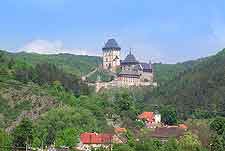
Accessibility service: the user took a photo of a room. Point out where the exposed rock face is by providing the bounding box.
[0,82,59,132]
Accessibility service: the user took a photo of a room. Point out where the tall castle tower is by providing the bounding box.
[102,39,121,72]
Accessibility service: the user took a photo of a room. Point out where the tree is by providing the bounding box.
[135,138,161,151]
[210,134,224,151]
[0,129,11,150]
[33,106,105,146]
[12,118,33,148]
[45,126,56,146]
[114,91,137,120]
[125,130,136,148]
[160,106,177,125]
[55,128,79,147]
[8,58,15,69]
[161,138,179,151]
[32,137,42,148]
[210,117,225,135]
[179,132,202,151]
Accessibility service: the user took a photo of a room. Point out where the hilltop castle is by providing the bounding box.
[102,39,121,72]
[96,39,156,91]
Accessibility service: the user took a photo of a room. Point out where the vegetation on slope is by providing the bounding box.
[87,68,115,82]
[153,59,203,85]
[4,50,102,76]
[1,49,225,151]
[147,49,225,120]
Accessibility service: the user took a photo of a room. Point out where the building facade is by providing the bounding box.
[76,132,125,151]
[96,39,157,91]
[102,39,121,72]
[138,111,161,128]
[118,51,154,86]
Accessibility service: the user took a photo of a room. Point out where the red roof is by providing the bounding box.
[115,128,127,133]
[80,133,113,144]
[179,124,188,130]
[138,112,155,122]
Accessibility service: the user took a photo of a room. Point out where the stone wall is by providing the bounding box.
[95,79,157,92]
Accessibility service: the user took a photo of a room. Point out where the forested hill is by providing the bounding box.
[148,48,225,119]
[0,50,96,129]
[1,49,225,150]
[1,50,198,84]
[4,50,102,76]
[153,57,210,85]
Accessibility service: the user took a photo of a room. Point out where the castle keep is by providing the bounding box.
[96,39,157,91]
[102,39,121,72]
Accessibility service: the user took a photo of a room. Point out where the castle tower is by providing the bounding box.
[102,39,121,72]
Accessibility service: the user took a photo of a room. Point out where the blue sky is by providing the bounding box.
[1,0,225,63]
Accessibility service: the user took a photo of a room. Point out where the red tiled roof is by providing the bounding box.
[138,112,155,122]
[80,133,113,144]
[115,128,127,133]
[179,124,188,130]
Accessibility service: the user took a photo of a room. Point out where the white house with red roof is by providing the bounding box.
[138,111,161,128]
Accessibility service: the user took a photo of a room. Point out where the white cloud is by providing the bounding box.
[19,39,98,56]
[20,40,63,54]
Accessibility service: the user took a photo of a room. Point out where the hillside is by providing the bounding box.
[0,50,111,150]
[0,50,95,130]
[6,51,102,76]
[2,49,225,121]
[153,59,205,85]
[147,49,225,119]
[1,49,225,150]
[0,80,59,131]
[1,50,194,84]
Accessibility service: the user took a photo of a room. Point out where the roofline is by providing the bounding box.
[102,47,121,51]
[121,61,139,65]
[118,74,140,78]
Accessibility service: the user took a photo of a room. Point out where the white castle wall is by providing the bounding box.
[103,49,120,72]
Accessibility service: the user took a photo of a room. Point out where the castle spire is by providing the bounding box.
[129,48,132,55]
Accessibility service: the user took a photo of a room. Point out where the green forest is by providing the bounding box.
[0,49,225,151]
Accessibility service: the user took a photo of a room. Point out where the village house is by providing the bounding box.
[150,125,188,142]
[114,128,127,134]
[178,124,188,131]
[138,111,161,128]
[76,133,113,151]
[76,131,126,151]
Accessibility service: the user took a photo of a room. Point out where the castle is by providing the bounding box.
[96,39,157,91]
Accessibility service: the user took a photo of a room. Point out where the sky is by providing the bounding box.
[1,0,225,63]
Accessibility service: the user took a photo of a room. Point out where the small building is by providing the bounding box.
[114,128,127,134]
[150,126,186,142]
[76,133,113,151]
[178,124,188,131]
[77,132,126,151]
[138,112,161,128]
